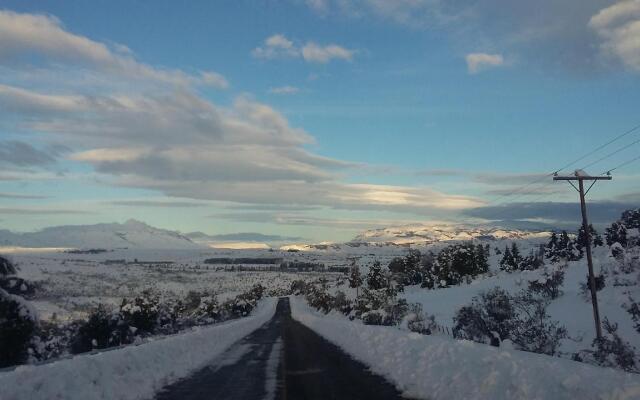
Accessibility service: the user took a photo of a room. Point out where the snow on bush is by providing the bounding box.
[0,288,37,368]
[0,298,277,400]
[290,296,640,400]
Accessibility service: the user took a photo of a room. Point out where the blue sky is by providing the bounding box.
[0,0,639,243]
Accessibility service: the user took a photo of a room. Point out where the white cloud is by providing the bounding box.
[589,0,640,71]
[268,86,300,95]
[251,34,299,59]
[252,34,355,63]
[301,42,354,63]
[0,10,228,88]
[465,53,505,74]
[0,10,482,219]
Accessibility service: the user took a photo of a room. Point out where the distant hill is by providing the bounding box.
[0,219,202,249]
[279,224,550,252]
[352,224,550,245]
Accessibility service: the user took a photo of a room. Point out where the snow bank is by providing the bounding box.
[0,298,277,400]
[290,296,640,400]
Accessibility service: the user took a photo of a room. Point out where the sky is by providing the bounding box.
[0,0,639,243]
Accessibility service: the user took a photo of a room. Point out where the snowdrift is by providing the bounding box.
[0,298,277,400]
[290,296,640,400]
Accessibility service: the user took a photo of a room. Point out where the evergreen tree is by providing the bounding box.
[621,208,640,230]
[367,261,387,290]
[545,232,559,261]
[499,245,514,272]
[511,242,523,267]
[605,222,628,247]
[577,224,603,250]
[475,244,489,273]
[348,260,363,297]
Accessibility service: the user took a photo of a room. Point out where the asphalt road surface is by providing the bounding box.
[155,297,406,400]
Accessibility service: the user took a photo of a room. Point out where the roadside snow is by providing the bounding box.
[290,296,640,400]
[0,298,277,400]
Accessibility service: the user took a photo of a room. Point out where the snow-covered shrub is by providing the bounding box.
[453,287,567,354]
[119,290,160,334]
[545,231,582,262]
[221,285,264,319]
[193,296,220,324]
[453,287,515,345]
[403,303,436,335]
[0,276,36,298]
[290,280,308,295]
[71,305,132,354]
[579,274,605,301]
[30,321,78,361]
[500,243,544,272]
[528,267,565,299]
[367,261,389,290]
[305,281,333,314]
[388,250,423,286]
[0,288,37,367]
[576,224,604,251]
[609,244,639,274]
[499,243,523,272]
[353,286,410,326]
[589,319,637,372]
[331,291,353,315]
[625,297,640,334]
[423,243,488,289]
[0,255,16,276]
[510,292,567,356]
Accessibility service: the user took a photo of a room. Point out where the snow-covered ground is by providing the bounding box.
[290,296,640,400]
[0,298,277,400]
[400,245,640,354]
[6,248,335,321]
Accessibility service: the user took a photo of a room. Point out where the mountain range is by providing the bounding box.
[0,220,550,250]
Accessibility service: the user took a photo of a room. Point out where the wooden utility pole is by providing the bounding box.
[554,170,611,340]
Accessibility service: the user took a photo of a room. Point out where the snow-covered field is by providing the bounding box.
[291,296,640,400]
[0,298,277,400]
[6,248,340,322]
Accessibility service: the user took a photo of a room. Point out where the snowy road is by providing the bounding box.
[154,297,405,400]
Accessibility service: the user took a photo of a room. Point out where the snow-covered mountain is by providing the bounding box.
[352,224,550,245]
[0,219,202,249]
[278,224,551,252]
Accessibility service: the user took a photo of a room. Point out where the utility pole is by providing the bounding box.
[554,170,611,340]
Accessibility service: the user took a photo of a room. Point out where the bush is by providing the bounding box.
[0,256,16,276]
[331,291,353,315]
[528,268,564,299]
[453,288,515,345]
[545,231,581,262]
[71,305,131,354]
[290,280,308,296]
[404,303,436,335]
[367,261,389,290]
[625,297,640,334]
[0,276,36,298]
[579,275,605,300]
[119,291,160,334]
[590,319,637,372]
[453,287,567,355]
[423,243,488,289]
[510,293,567,355]
[606,222,628,247]
[0,288,36,367]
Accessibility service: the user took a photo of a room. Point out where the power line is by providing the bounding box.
[485,122,640,207]
[602,154,640,174]
[564,123,640,171]
[580,136,640,171]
